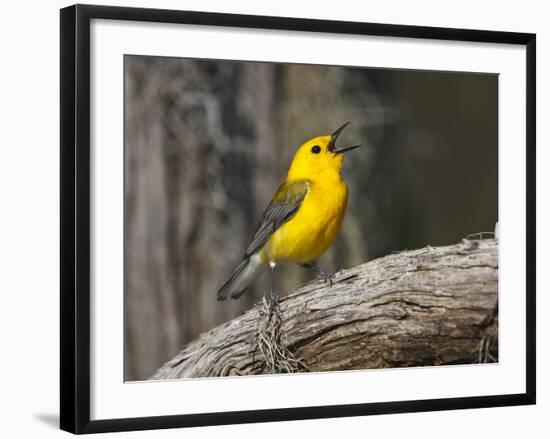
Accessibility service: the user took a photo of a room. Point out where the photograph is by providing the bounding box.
[54,2,538,435]
[123,55,499,382]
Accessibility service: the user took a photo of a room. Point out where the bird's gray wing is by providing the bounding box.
[245,179,310,256]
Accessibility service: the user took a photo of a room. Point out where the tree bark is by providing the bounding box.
[150,239,498,380]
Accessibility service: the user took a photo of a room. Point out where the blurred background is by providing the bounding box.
[124,55,497,381]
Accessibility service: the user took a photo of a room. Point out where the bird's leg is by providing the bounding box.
[267,262,280,317]
[300,262,335,287]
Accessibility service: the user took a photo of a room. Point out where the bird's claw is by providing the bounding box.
[268,296,281,320]
[266,287,281,320]
[318,271,335,287]
[299,262,335,287]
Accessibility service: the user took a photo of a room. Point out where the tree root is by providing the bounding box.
[250,297,309,374]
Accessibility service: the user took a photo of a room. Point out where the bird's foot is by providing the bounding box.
[269,299,281,320]
[317,270,335,287]
[267,289,281,320]
[300,262,335,287]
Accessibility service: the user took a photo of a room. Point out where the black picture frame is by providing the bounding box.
[60,4,536,434]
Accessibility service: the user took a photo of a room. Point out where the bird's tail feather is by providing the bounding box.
[217,253,266,300]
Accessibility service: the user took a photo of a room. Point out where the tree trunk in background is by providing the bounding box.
[151,239,498,379]
[124,57,283,380]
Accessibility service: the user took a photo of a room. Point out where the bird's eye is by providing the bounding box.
[311,145,321,154]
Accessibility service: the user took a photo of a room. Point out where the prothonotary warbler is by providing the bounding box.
[217,122,362,310]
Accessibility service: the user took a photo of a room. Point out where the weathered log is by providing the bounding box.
[150,239,498,380]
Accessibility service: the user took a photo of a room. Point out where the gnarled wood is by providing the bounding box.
[151,239,498,380]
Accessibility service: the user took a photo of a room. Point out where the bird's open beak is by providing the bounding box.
[328,122,362,154]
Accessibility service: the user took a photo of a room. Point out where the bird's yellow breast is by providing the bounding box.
[262,173,348,264]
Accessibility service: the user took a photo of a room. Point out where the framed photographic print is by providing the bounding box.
[60,4,536,434]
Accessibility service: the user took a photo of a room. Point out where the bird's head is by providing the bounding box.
[287,122,362,179]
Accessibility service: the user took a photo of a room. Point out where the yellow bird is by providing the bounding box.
[217,122,362,309]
